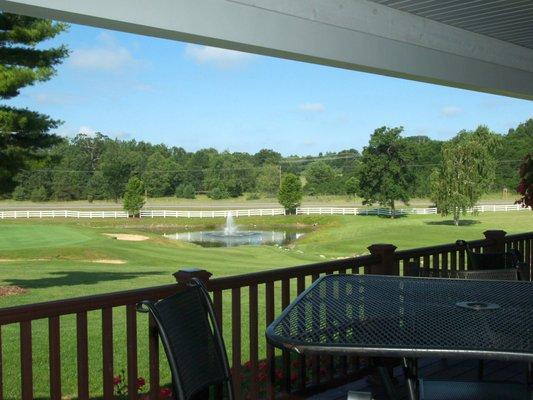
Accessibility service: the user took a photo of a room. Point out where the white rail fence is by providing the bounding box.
[0,204,529,219]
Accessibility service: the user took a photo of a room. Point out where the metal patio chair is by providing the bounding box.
[137,278,234,400]
[455,240,529,280]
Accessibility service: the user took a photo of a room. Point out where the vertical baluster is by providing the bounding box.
[458,248,466,270]
[441,252,448,273]
[213,290,223,399]
[102,308,113,399]
[49,316,61,400]
[432,253,440,271]
[265,281,275,400]
[0,326,3,400]
[281,279,291,394]
[311,274,320,385]
[450,250,457,271]
[526,238,532,281]
[148,315,160,400]
[296,276,307,391]
[126,305,138,399]
[20,321,33,400]
[213,290,223,331]
[423,254,430,271]
[249,284,259,399]
[231,288,242,400]
[76,312,89,400]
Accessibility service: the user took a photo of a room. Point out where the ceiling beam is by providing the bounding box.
[1,0,533,100]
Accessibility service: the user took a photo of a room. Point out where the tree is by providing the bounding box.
[515,154,532,209]
[358,126,414,216]
[98,142,139,202]
[0,13,68,196]
[345,176,359,198]
[256,164,280,195]
[142,151,177,197]
[304,161,342,195]
[494,119,533,191]
[278,173,302,214]
[123,177,145,217]
[430,127,500,226]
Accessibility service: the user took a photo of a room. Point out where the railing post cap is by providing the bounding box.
[173,268,212,283]
[483,230,507,238]
[367,243,397,254]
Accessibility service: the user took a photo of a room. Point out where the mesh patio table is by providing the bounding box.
[266,274,533,400]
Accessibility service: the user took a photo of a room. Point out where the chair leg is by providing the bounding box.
[477,360,484,381]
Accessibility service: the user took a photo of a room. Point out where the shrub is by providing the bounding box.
[175,183,196,199]
[246,192,260,200]
[209,187,229,200]
[11,185,27,201]
[29,186,48,202]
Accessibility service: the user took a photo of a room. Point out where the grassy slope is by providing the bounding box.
[0,212,531,398]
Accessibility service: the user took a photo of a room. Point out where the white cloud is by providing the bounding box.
[185,44,254,68]
[440,106,462,117]
[78,126,97,137]
[69,33,140,72]
[299,103,325,113]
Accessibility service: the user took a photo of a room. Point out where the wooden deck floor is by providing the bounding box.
[308,358,529,399]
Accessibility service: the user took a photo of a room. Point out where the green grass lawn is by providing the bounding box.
[0,212,531,399]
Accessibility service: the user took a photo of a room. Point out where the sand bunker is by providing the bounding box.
[0,258,49,262]
[0,285,28,297]
[104,233,149,241]
[91,259,127,264]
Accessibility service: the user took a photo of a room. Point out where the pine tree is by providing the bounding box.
[0,12,68,195]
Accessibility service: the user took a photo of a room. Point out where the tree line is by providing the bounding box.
[3,119,531,203]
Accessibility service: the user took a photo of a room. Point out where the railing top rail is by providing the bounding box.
[394,238,488,259]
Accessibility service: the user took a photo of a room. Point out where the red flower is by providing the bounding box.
[243,360,252,368]
[136,377,146,389]
[258,372,267,382]
[258,361,267,371]
[159,387,172,399]
[113,375,122,386]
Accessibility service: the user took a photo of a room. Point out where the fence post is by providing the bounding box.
[173,268,212,284]
[483,230,507,253]
[367,244,398,275]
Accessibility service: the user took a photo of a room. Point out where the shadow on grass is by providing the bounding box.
[425,220,480,226]
[6,271,166,289]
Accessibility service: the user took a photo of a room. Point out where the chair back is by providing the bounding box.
[138,279,233,400]
[455,240,521,271]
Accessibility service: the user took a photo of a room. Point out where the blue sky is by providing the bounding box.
[7,23,533,156]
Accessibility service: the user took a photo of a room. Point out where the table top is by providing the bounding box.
[266,274,533,361]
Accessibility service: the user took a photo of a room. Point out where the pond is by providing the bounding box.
[162,213,305,247]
